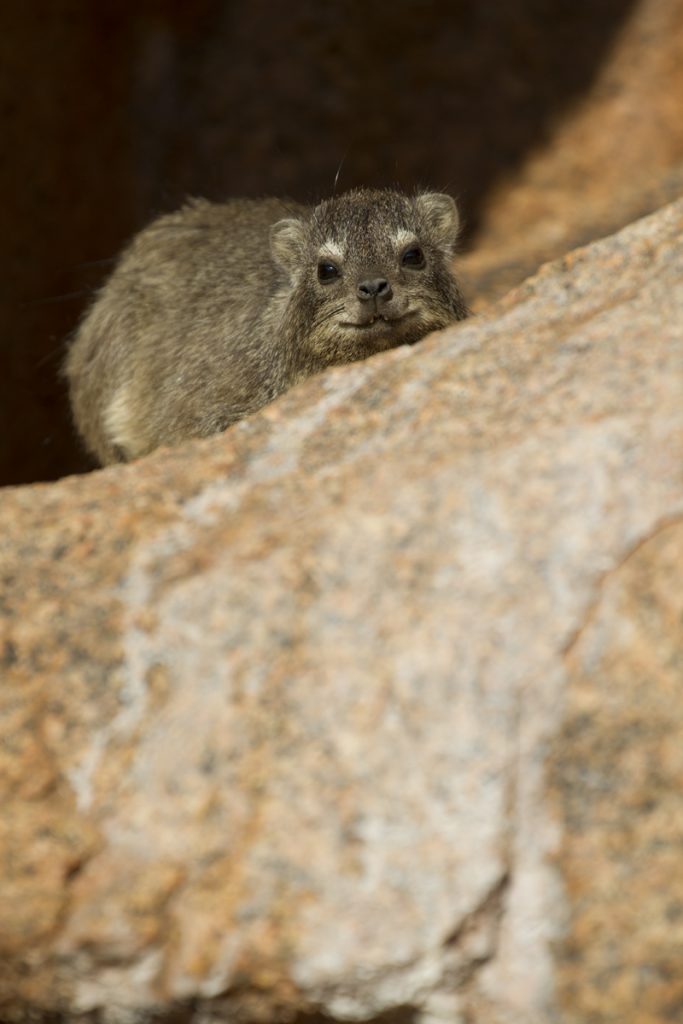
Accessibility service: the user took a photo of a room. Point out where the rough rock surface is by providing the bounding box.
[1,200,682,1023]
[461,0,683,307]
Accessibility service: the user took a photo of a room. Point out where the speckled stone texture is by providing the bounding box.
[460,0,683,308]
[1,199,682,1024]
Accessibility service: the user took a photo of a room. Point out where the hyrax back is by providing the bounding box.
[65,188,468,466]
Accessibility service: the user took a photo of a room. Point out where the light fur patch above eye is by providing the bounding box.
[393,228,418,249]
[318,240,344,261]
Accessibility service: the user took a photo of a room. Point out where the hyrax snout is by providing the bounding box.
[65,188,469,466]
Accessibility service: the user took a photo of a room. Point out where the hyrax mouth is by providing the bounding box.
[343,310,416,329]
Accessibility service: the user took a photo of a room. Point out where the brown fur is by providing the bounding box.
[65,188,468,465]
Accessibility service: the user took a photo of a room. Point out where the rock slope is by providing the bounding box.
[1,199,682,1023]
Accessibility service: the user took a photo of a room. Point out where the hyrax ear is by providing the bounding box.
[271,218,307,278]
[415,192,461,254]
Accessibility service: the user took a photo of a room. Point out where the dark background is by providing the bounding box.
[1,0,639,486]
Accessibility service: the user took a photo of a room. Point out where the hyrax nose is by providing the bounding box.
[357,278,393,303]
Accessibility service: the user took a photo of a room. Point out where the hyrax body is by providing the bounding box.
[65,188,468,465]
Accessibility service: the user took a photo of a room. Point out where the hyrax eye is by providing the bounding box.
[401,246,426,269]
[318,261,341,283]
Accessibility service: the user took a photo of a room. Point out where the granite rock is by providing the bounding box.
[461,0,683,307]
[0,199,682,1023]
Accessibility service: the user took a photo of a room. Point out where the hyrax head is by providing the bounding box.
[270,188,466,362]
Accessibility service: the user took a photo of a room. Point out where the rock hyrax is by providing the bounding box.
[65,188,469,465]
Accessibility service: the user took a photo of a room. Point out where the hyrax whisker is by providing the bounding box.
[312,303,346,329]
[65,188,469,466]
